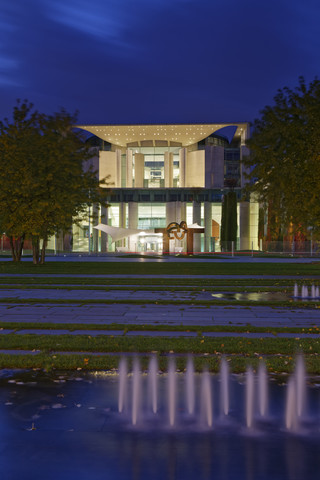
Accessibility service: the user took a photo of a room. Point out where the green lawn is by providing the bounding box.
[0,333,318,355]
[0,259,319,373]
[1,321,318,334]
[0,260,320,276]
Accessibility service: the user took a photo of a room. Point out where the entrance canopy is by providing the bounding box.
[94,224,154,243]
[77,123,249,148]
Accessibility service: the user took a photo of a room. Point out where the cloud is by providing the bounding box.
[44,0,124,41]
[0,0,318,123]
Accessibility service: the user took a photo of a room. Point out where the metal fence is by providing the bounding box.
[1,240,320,257]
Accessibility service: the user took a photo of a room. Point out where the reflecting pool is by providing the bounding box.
[0,366,320,480]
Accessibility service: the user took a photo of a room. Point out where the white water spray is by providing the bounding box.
[118,357,128,413]
[132,358,141,426]
[220,357,229,416]
[186,356,195,415]
[148,356,158,414]
[295,355,306,418]
[168,357,176,427]
[258,361,268,417]
[285,376,297,431]
[200,368,213,428]
[246,367,255,429]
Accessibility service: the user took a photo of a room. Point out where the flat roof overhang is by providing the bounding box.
[76,123,249,147]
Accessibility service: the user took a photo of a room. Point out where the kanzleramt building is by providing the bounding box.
[70,123,258,254]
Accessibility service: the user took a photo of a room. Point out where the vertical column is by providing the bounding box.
[240,201,250,250]
[205,146,224,188]
[166,202,176,254]
[250,201,259,250]
[126,149,133,187]
[166,202,176,225]
[134,153,144,188]
[128,202,138,251]
[92,204,99,253]
[174,201,186,252]
[164,152,173,188]
[100,205,108,252]
[192,200,201,253]
[204,201,212,252]
[180,202,186,223]
[179,148,187,187]
[116,149,122,187]
[119,202,127,247]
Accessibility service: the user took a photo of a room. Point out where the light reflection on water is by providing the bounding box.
[0,371,319,480]
[211,292,301,301]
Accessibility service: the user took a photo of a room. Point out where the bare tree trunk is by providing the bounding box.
[9,235,25,262]
[32,236,40,264]
[40,235,47,264]
[9,236,17,262]
[18,235,25,260]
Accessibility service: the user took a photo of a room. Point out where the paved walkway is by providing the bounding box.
[0,303,319,328]
[1,253,319,263]
[0,287,294,301]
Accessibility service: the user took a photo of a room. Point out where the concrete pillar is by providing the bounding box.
[250,201,259,250]
[166,202,176,225]
[166,202,176,254]
[204,201,212,252]
[204,146,224,188]
[128,202,138,251]
[180,202,186,224]
[179,148,187,187]
[134,153,144,188]
[240,201,250,250]
[126,149,133,187]
[173,201,187,252]
[192,200,201,253]
[92,204,99,253]
[100,205,108,252]
[164,152,173,188]
[119,202,127,247]
[116,149,122,187]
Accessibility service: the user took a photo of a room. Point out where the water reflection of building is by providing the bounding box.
[72,123,259,254]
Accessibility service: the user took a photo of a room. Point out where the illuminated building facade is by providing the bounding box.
[71,123,258,253]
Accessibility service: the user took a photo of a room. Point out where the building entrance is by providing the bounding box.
[137,234,163,253]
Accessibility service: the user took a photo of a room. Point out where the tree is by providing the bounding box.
[243,77,320,238]
[0,100,109,263]
[220,191,237,250]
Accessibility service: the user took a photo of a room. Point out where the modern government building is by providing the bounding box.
[65,122,258,254]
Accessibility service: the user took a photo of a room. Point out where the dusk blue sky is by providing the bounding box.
[0,0,319,125]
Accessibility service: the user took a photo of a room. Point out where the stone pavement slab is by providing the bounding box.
[0,303,319,328]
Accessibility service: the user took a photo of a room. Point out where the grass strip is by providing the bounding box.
[1,321,319,335]
[1,334,320,355]
[0,261,320,276]
[0,278,318,287]
[0,297,318,307]
[1,352,320,374]
[0,284,294,292]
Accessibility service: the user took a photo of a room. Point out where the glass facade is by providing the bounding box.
[129,146,180,188]
[65,128,258,254]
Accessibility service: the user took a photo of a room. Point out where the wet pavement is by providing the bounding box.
[0,303,319,328]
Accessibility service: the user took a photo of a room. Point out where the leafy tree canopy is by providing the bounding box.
[0,100,109,262]
[244,77,320,235]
